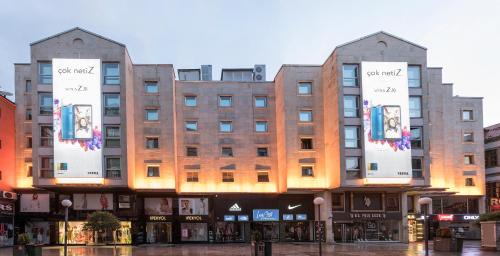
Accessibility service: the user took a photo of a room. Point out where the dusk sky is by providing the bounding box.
[1,0,499,126]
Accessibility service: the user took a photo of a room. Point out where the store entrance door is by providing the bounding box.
[333,223,353,243]
[146,222,172,243]
[252,222,279,241]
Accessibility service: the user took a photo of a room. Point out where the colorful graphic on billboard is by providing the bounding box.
[178,198,209,215]
[52,59,103,182]
[144,198,173,215]
[73,193,113,210]
[20,193,50,212]
[361,62,412,182]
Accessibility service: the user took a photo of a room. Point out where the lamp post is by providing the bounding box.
[61,199,72,256]
[418,197,432,256]
[313,197,325,256]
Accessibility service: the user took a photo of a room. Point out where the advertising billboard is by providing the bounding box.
[52,59,103,182]
[144,198,173,215]
[361,62,412,182]
[20,193,50,212]
[179,198,209,215]
[73,193,113,210]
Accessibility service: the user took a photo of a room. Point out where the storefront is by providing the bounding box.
[57,221,132,245]
[178,198,209,242]
[144,198,173,243]
[407,214,424,242]
[428,214,480,240]
[0,200,15,247]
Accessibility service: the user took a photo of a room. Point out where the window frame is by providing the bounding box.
[344,126,360,148]
[103,62,120,85]
[145,109,159,121]
[409,96,422,118]
[410,126,423,149]
[462,109,474,121]
[146,165,160,178]
[105,157,121,178]
[412,157,423,178]
[345,156,361,179]
[184,95,197,107]
[297,82,312,95]
[343,95,360,118]
[186,171,199,182]
[257,147,269,157]
[103,93,120,116]
[218,95,233,108]
[255,121,268,133]
[144,81,159,94]
[257,171,270,182]
[40,156,54,178]
[342,64,359,87]
[145,137,160,149]
[222,171,235,182]
[254,96,268,108]
[408,65,421,88]
[219,121,233,133]
[104,126,121,148]
[463,132,474,143]
[301,165,314,177]
[221,147,234,157]
[186,146,199,157]
[299,110,313,123]
[38,62,52,85]
[39,93,53,115]
[40,125,53,147]
[185,120,198,132]
[464,154,475,165]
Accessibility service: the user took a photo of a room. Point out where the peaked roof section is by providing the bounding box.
[30,27,125,47]
[335,31,427,50]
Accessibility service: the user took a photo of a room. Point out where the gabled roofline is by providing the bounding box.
[30,27,125,47]
[335,31,427,51]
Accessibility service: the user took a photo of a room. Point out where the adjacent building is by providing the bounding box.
[11,28,485,245]
[485,124,500,212]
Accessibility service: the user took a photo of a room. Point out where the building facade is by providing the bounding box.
[10,28,485,245]
[485,124,500,213]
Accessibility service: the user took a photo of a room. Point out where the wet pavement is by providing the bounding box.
[0,241,497,255]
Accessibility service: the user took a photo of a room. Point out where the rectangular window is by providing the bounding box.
[344,126,360,148]
[105,126,120,148]
[147,166,160,177]
[26,109,32,121]
[184,95,197,107]
[185,121,198,132]
[346,157,360,179]
[146,137,159,149]
[408,66,421,88]
[300,138,313,150]
[27,136,32,149]
[40,125,53,147]
[301,166,314,177]
[145,109,159,121]
[186,147,198,157]
[485,149,498,168]
[222,172,234,182]
[103,94,120,116]
[257,172,269,182]
[38,62,52,84]
[465,178,475,186]
[332,193,345,211]
[464,154,475,165]
[255,121,268,132]
[25,80,32,92]
[219,121,233,133]
[412,158,423,178]
[298,82,312,95]
[343,95,359,117]
[27,165,33,177]
[386,194,400,212]
[187,171,199,182]
[255,96,268,108]
[106,157,121,178]
[219,96,233,107]
[39,93,53,115]
[342,64,358,87]
[103,63,120,85]
[410,127,422,149]
[299,110,313,122]
[257,147,269,157]
[462,110,473,121]
[145,81,159,94]
[40,156,54,178]
[221,147,234,157]
[463,132,474,143]
[409,96,422,118]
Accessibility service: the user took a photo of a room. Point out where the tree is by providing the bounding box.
[83,211,121,247]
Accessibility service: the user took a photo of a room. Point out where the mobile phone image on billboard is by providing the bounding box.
[73,105,93,139]
[383,105,402,139]
[61,105,74,140]
[370,105,384,140]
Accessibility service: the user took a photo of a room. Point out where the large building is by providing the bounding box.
[485,124,500,212]
[10,28,485,245]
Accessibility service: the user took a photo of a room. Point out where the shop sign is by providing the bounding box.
[224,215,235,221]
[283,214,294,221]
[183,215,203,221]
[438,214,454,221]
[238,215,249,221]
[491,198,500,212]
[229,203,242,212]
[349,213,386,219]
[253,209,279,221]
[148,216,168,221]
[296,214,307,220]
[0,202,14,215]
[462,215,479,221]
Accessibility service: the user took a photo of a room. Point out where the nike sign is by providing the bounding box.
[288,204,301,210]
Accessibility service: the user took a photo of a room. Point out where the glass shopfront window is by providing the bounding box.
[146,222,172,243]
[215,222,245,242]
[283,221,311,242]
[0,221,14,246]
[180,223,208,242]
[252,222,279,241]
[58,221,131,245]
[352,220,400,241]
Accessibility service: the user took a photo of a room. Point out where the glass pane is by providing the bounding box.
[146,110,159,120]
[220,122,232,132]
[185,122,198,131]
[408,66,421,87]
[298,83,312,94]
[345,127,358,139]
[346,157,359,170]
[255,97,267,107]
[106,127,120,137]
[105,95,120,107]
[145,83,158,93]
[107,158,120,169]
[256,122,267,132]
[219,96,232,107]
[342,65,358,86]
[104,63,120,76]
[39,63,52,75]
[299,111,312,122]
[410,127,421,140]
[185,96,197,106]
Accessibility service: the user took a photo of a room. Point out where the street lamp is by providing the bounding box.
[313,197,325,256]
[418,197,432,256]
[61,199,72,256]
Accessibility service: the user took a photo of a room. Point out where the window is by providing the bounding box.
[25,80,32,92]
[298,82,312,95]
[187,171,199,182]
[26,109,32,121]
[221,147,234,157]
[344,126,360,148]
[257,172,269,182]
[342,64,358,87]
[186,147,198,157]
[300,138,313,150]
[301,166,314,177]
[222,172,234,182]
[145,109,159,121]
[40,157,54,178]
[38,62,52,84]
[179,70,201,81]
[219,96,233,107]
[410,127,422,149]
[412,158,423,178]
[465,178,475,186]
[346,157,360,179]
[344,95,359,117]
[39,93,53,115]
[221,70,253,82]
[257,147,269,157]
[184,96,197,107]
[332,193,345,211]
[147,166,160,177]
[26,137,32,149]
[146,137,159,149]
[104,94,120,116]
[409,96,422,118]
[462,110,473,121]
[185,121,198,132]
[299,110,313,122]
[103,63,120,85]
[105,126,120,148]
[464,155,475,165]
[386,194,400,212]
[219,121,233,133]
[27,165,33,177]
[40,126,53,147]
[408,66,421,88]
[463,132,474,143]
[106,158,121,178]
[255,121,268,132]
[145,81,158,94]
[255,96,267,108]
[485,149,498,168]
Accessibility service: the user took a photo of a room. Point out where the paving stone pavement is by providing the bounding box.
[0,241,497,255]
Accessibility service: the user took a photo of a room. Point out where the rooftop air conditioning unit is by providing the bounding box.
[253,65,266,82]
